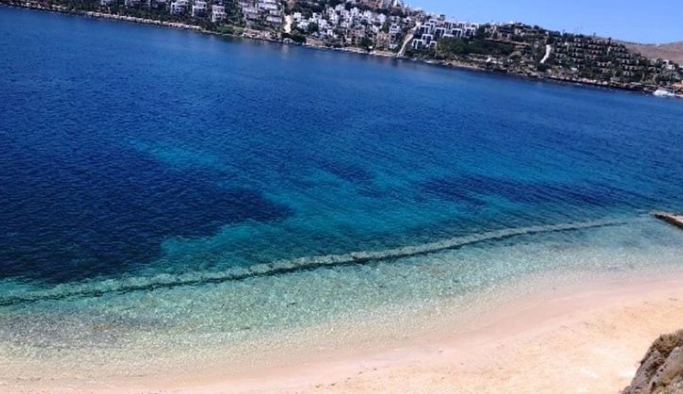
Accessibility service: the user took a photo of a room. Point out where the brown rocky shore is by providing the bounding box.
[624,330,683,394]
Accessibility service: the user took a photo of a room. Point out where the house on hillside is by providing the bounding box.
[170,0,188,14]
[192,1,207,17]
[211,5,226,22]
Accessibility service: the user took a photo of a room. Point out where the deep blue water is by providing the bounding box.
[2,6,683,289]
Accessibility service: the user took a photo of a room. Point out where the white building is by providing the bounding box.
[170,0,188,15]
[258,0,277,12]
[211,5,226,23]
[191,0,207,17]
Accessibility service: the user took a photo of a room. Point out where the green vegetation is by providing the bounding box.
[358,36,373,50]
[9,0,244,30]
[307,21,318,34]
[282,32,306,44]
[436,37,515,58]
[404,20,681,89]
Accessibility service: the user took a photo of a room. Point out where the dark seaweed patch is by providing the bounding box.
[0,147,292,283]
[318,160,375,184]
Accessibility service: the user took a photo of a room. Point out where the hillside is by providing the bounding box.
[623,42,683,64]
[407,21,683,91]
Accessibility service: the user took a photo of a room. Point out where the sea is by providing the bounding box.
[1,5,683,375]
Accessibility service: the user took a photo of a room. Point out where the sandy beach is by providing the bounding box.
[3,270,683,394]
[212,274,683,394]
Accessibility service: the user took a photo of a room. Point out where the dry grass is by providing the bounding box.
[622,42,683,65]
[652,329,683,357]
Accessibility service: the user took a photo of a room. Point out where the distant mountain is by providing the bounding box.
[622,41,683,65]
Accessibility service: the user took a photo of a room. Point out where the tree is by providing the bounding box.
[475,25,486,40]
[359,36,373,49]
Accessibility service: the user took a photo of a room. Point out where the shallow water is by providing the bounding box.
[1,6,683,365]
[1,217,683,379]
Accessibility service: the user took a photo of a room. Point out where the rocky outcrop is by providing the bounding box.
[654,213,683,231]
[624,330,683,394]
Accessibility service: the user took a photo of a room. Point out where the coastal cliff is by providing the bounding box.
[624,330,683,394]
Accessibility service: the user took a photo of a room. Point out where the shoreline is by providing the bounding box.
[223,272,683,394]
[3,2,680,99]
[3,267,683,393]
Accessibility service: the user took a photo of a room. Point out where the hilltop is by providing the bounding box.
[622,41,683,65]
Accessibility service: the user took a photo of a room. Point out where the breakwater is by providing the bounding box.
[654,212,683,230]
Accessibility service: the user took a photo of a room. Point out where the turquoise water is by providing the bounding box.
[1,6,683,362]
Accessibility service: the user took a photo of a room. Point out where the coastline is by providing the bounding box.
[272,273,683,394]
[2,5,683,393]
[2,2,680,98]
[3,267,683,393]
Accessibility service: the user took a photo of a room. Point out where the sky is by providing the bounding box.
[409,0,683,44]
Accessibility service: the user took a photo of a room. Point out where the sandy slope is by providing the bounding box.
[223,277,683,394]
[3,274,683,394]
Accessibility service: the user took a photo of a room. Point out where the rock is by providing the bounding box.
[624,330,683,394]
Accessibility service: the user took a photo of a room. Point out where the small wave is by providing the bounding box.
[0,219,626,307]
